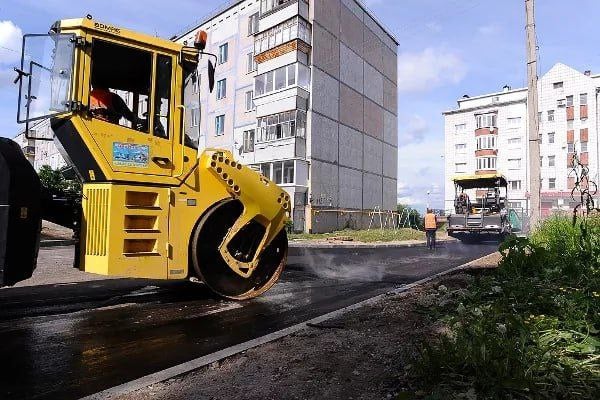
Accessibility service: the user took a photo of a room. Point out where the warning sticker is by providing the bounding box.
[112,142,149,168]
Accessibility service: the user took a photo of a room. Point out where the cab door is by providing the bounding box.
[83,37,175,177]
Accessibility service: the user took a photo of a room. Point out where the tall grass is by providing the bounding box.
[409,216,600,399]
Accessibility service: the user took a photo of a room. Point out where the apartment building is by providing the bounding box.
[444,63,599,217]
[13,119,65,170]
[176,0,399,233]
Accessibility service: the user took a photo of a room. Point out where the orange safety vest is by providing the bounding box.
[425,213,437,230]
[89,89,115,121]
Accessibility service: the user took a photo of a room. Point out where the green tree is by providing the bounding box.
[38,165,81,195]
[397,204,424,230]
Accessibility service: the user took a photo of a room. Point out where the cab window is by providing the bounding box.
[153,55,172,139]
[89,39,151,133]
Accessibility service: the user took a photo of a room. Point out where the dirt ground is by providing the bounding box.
[40,220,73,240]
[118,252,501,400]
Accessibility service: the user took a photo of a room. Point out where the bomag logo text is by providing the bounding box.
[94,22,121,35]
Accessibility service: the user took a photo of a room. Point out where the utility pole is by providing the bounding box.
[526,0,541,229]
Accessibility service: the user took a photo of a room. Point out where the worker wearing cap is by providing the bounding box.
[424,209,438,250]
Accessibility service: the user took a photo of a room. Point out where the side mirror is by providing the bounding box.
[208,60,216,93]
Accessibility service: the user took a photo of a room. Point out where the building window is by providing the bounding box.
[245,90,255,111]
[254,16,312,55]
[476,113,497,129]
[247,52,257,73]
[455,143,466,153]
[242,129,255,153]
[260,163,271,179]
[548,132,555,143]
[507,117,521,126]
[568,143,575,153]
[455,123,466,133]
[254,63,310,96]
[540,156,543,167]
[272,162,283,184]
[283,160,294,184]
[566,95,574,107]
[509,180,522,190]
[553,81,563,89]
[218,43,228,64]
[547,110,555,121]
[248,12,259,35]
[508,201,522,209]
[455,163,467,173]
[581,141,588,152]
[580,93,588,105]
[216,79,227,100]
[476,157,496,170]
[549,178,556,190]
[508,137,521,146]
[508,158,521,170]
[192,73,200,94]
[215,115,225,136]
[191,107,200,127]
[476,135,496,150]
[257,110,306,142]
[548,155,555,167]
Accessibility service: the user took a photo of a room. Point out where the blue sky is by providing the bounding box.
[2,0,600,210]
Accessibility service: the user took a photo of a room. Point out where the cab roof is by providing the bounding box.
[57,18,184,53]
[453,174,508,189]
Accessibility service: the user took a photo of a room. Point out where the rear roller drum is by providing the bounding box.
[191,200,287,300]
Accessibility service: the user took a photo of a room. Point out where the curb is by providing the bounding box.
[289,238,458,250]
[40,239,75,248]
[80,251,495,400]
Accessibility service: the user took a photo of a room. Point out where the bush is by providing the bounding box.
[410,216,600,399]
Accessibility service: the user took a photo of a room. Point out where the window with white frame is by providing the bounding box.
[216,79,227,100]
[254,63,310,96]
[549,178,556,190]
[548,110,555,121]
[548,132,555,143]
[257,110,306,142]
[508,137,521,146]
[192,73,200,94]
[566,95,574,107]
[580,93,588,106]
[248,12,259,35]
[476,157,496,170]
[247,52,257,73]
[254,16,311,55]
[508,201,522,209]
[245,90,255,111]
[508,158,521,169]
[540,156,543,167]
[581,141,588,152]
[283,160,294,184]
[476,113,497,128]
[242,129,255,153]
[191,107,200,127]
[476,135,497,150]
[218,43,228,64]
[548,155,555,167]
[260,163,271,179]
[568,143,575,153]
[215,115,225,136]
[455,163,467,173]
[553,82,563,89]
[272,162,283,184]
[507,117,521,127]
[455,143,467,153]
[260,0,297,15]
[454,123,466,133]
[509,180,522,190]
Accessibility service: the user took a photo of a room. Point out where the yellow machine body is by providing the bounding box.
[16,18,290,297]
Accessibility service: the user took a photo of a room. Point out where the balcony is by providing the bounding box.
[475,127,498,136]
[259,0,309,32]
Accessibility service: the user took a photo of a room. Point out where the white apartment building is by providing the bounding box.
[13,119,66,170]
[176,0,399,233]
[444,63,600,217]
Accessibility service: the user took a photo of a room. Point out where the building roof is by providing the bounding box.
[173,0,399,45]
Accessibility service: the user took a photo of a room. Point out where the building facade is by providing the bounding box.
[13,119,66,170]
[444,63,600,217]
[176,0,399,232]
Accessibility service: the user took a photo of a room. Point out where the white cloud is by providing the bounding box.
[0,21,23,65]
[397,47,467,93]
[399,114,428,146]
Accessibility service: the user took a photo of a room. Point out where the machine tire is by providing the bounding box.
[190,200,287,300]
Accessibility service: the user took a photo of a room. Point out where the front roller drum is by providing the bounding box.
[191,201,287,300]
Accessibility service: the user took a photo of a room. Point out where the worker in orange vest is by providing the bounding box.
[424,209,438,250]
[89,85,137,126]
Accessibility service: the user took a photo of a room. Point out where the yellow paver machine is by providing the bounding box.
[0,18,290,299]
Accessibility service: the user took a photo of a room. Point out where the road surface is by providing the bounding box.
[0,242,496,400]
